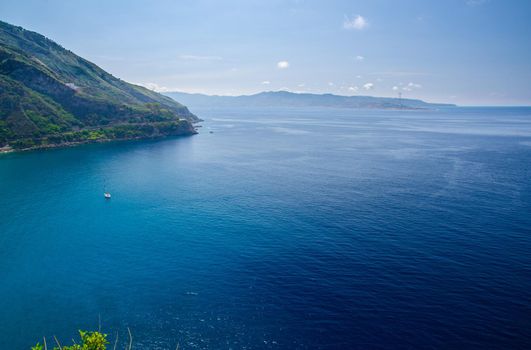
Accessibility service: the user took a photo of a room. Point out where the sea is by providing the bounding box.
[1,106,530,349]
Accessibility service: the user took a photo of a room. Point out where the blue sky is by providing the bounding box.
[1,0,530,105]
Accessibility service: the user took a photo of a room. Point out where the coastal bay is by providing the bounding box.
[1,107,531,349]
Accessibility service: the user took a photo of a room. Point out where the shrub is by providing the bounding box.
[32,330,108,350]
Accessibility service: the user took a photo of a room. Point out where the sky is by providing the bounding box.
[1,0,530,105]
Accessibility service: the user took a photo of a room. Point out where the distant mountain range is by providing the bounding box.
[0,20,198,151]
[165,91,456,110]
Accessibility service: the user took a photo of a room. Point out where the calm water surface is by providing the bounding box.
[1,107,531,349]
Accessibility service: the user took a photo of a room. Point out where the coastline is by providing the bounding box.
[0,146,14,154]
[0,126,198,154]
[0,133,198,154]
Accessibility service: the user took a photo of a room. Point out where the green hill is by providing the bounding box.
[0,20,199,151]
[165,91,456,110]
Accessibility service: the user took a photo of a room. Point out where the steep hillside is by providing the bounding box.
[0,20,198,151]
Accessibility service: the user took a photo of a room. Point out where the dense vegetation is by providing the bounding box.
[0,20,198,150]
[8,120,194,149]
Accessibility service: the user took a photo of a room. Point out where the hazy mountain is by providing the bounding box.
[0,20,198,151]
[165,91,456,110]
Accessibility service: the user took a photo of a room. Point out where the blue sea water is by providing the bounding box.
[1,107,531,349]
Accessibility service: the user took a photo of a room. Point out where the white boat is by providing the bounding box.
[104,180,111,199]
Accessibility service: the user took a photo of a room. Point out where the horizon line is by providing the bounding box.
[158,89,531,108]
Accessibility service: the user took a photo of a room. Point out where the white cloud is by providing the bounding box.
[348,86,359,92]
[261,80,271,85]
[401,82,423,91]
[297,83,305,87]
[392,86,399,91]
[137,82,172,92]
[277,61,290,69]
[179,54,223,61]
[355,55,365,61]
[343,15,368,30]
[356,75,362,79]
[328,82,335,86]
[363,82,374,90]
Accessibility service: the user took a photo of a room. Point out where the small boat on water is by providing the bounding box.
[103,180,111,199]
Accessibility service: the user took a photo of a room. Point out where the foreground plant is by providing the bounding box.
[32,330,108,350]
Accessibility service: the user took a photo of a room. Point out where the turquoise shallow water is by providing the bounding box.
[1,107,531,349]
